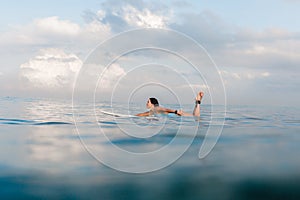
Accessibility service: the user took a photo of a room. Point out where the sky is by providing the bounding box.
[0,0,299,106]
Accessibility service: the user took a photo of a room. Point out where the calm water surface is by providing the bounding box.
[0,97,300,199]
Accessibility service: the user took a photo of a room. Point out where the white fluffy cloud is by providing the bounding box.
[0,15,111,48]
[83,1,171,31]
[20,48,82,88]
[33,16,80,37]
[19,48,126,96]
[121,5,170,28]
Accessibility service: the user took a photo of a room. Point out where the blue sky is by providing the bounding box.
[1,1,93,27]
[190,0,300,31]
[2,0,299,30]
[0,0,299,106]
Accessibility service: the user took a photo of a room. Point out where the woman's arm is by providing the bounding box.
[135,111,150,117]
[159,108,177,114]
[136,108,176,116]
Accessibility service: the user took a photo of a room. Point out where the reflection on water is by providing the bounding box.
[28,126,82,165]
[0,97,300,199]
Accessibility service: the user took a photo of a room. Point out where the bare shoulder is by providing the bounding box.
[154,106,165,111]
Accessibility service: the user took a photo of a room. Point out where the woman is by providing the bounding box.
[136,92,204,117]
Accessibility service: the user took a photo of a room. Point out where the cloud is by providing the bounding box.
[167,10,299,105]
[0,15,111,50]
[170,12,300,71]
[171,10,234,50]
[219,70,271,82]
[1,17,79,46]
[1,0,299,105]
[33,16,80,37]
[1,1,171,52]
[100,63,126,89]
[18,48,127,99]
[82,63,126,91]
[120,5,169,28]
[20,48,82,89]
[261,72,270,77]
[233,28,300,58]
[178,84,210,92]
[83,0,171,31]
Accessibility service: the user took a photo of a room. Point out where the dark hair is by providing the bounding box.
[149,97,159,107]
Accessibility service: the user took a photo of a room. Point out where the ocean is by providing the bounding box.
[0,96,300,199]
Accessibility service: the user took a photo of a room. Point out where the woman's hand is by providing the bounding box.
[176,110,184,116]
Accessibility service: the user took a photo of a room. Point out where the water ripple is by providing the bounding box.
[0,118,72,126]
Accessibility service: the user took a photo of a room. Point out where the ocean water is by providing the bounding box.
[0,96,300,199]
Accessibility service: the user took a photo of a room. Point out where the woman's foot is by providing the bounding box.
[196,91,204,101]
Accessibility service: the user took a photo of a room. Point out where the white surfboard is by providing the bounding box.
[100,110,137,118]
[100,110,159,120]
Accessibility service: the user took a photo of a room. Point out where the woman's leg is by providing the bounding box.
[177,91,204,117]
[193,92,204,117]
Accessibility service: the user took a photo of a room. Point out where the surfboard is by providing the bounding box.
[100,110,137,118]
[101,110,159,120]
